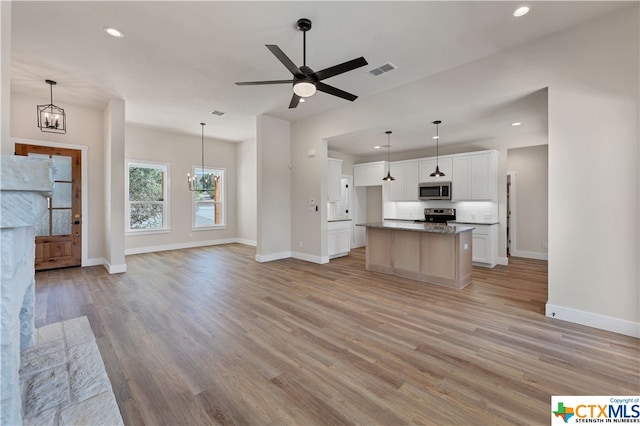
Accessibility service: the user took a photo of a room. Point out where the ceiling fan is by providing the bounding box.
[235,18,368,109]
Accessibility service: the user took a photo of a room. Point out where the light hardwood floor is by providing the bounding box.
[34,244,639,425]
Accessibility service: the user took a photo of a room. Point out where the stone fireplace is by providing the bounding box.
[1,155,53,425]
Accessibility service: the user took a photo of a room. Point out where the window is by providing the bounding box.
[126,161,169,232]
[192,167,225,228]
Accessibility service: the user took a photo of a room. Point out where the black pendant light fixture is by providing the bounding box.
[382,130,395,181]
[430,120,445,177]
[187,123,214,192]
[37,80,66,134]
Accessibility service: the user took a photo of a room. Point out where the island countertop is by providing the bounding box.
[357,221,475,234]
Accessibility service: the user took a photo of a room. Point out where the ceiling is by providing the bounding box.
[10,1,627,152]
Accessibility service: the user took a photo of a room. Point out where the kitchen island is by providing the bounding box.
[357,221,475,289]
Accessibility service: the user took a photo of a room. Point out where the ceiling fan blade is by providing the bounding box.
[315,57,368,81]
[316,82,358,102]
[235,80,293,86]
[289,94,301,109]
[266,45,300,75]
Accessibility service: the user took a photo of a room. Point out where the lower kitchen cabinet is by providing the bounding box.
[449,222,498,267]
[328,220,351,258]
[470,224,498,267]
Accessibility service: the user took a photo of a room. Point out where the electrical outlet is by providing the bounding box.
[299,241,303,248]
[542,241,548,249]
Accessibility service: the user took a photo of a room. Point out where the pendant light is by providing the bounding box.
[37,80,66,134]
[430,120,445,177]
[187,123,214,192]
[382,130,395,181]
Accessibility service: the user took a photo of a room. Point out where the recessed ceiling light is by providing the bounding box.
[513,6,530,17]
[104,27,124,38]
[374,145,381,149]
[512,122,522,126]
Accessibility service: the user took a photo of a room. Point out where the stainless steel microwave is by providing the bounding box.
[418,181,452,200]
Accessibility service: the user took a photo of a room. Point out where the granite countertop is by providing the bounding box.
[448,220,499,225]
[357,221,475,234]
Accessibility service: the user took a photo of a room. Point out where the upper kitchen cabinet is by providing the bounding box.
[451,150,498,201]
[327,158,342,202]
[388,160,419,201]
[418,157,452,183]
[354,161,386,187]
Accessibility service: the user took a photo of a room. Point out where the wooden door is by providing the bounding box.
[15,144,82,270]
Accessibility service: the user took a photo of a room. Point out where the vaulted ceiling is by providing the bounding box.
[10,1,627,154]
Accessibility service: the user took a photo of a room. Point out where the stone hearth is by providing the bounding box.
[19,317,123,425]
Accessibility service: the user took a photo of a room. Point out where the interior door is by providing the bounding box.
[15,144,82,270]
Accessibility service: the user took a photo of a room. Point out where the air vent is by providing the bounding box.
[210,110,225,116]
[368,62,397,76]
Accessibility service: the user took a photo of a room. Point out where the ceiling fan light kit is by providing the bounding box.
[236,18,368,109]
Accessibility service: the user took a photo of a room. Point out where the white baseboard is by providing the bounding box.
[496,256,509,266]
[545,303,640,338]
[83,257,104,267]
[511,250,548,260]
[291,251,329,264]
[103,259,127,274]
[235,238,256,247]
[255,251,291,262]
[124,238,240,255]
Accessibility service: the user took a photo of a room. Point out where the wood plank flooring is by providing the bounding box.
[34,244,639,425]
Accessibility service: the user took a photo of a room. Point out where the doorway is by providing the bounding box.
[15,144,82,270]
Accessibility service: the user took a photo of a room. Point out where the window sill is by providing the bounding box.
[126,228,171,236]
[191,225,227,232]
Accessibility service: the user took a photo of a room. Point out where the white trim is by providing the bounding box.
[103,258,127,274]
[506,170,516,258]
[124,237,238,255]
[125,228,171,236]
[511,250,548,260]
[496,256,509,266]
[11,137,90,267]
[292,251,329,264]
[255,251,291,263]
[545,303,640,338]
[125,159,170,232]
[84,257,104,267]
[235,238,256,247]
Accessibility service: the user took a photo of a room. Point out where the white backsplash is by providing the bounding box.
[384,200,498,223]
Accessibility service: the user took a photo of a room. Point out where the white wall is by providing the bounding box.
[285,5,638,335]
[124,124,238,252]
[237,138,257,245]
[10,93,106,263]
[0,1,11,154]
[256,115,291,261]
[507,145,548,259]
[103,99,126,273]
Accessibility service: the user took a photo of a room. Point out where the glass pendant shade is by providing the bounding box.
[382,130,395,181]
[430,120,445,177]
[37,80,66,134]
[187,123,214,192]
[293,81,316,97]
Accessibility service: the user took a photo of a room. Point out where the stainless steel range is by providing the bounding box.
[414,208,456,224]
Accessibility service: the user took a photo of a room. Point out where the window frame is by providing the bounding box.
[191,166,226,230]
[125,160,170,234]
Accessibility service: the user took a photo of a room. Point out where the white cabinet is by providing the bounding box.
[454,223,498,267]
[354,161,386,187]
[388,160,419,201]
[451,151,497,201]
[418,157,452,183]
[328,220,351,258]
[327,158,342,202]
